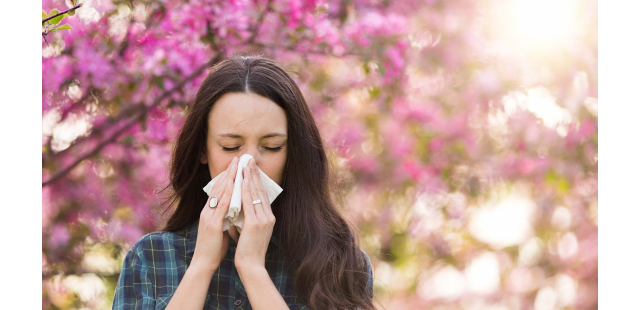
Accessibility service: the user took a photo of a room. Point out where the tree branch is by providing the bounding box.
[46,102,145,162]
[43,90,94,158]
[46,3,171,163]
[42,4,83,24]
[43,2,276,187]
[245,0,273,44]
[42,53,223,187]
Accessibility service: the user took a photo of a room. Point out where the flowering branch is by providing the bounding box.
[44,3,169,161]
[42,2,273,187]
[42,53,223,187]
[42,4,83,24]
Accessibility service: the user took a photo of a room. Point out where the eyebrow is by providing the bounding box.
[217,133,287,139]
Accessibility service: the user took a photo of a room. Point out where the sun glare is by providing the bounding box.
[511,0,576,44]
[487,0,583,54]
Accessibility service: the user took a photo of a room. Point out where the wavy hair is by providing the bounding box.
[157,56,376,310]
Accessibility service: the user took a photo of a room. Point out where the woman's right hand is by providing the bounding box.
[190,156,239,274]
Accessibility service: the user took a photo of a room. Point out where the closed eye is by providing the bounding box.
[222,146,283,152]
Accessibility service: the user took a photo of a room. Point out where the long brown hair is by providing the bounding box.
[157,56,376,310]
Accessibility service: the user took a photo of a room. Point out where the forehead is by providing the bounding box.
[208,92,287,134]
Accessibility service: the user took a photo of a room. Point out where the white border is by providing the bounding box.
[0,0,41,308]
[600,0,640,308]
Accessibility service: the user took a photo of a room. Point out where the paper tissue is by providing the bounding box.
[202,154,283,233]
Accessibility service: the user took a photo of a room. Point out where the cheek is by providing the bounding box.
[263,155,287,182]
[217,162,232,177]
[208,148,233,176]
[208,159,227,178]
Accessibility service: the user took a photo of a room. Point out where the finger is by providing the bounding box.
[242,166,256,223]
[206,177,228,218]
[209,157,237,197]
[225,156,239,184]
[249,159,267,200]
[248,168,267,221]
[213,178,234,222]
[249,161,273,218]
[203,194,213,213]
[256,182,273,219]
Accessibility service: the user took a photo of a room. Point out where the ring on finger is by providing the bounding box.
[209,195,218,208]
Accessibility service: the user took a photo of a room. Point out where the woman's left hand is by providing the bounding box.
[234,158,276,271]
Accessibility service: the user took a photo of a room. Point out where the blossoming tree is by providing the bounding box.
[42,0,598,308]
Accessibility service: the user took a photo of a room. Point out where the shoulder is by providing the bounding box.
[114,232,184,306]
[359,248,372,268]
[129,231,170,253]
[359,249,374,299]
[124,229,187,264]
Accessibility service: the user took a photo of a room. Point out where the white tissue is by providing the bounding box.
[202,154,283,233]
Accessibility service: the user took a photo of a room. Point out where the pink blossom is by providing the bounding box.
[40,0,598,307]
[48,224,71,249]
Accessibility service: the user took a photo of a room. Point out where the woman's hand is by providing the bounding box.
[190,156,239,275]
[234,158,276,271]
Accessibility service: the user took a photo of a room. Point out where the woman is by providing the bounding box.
[112,56,375,310]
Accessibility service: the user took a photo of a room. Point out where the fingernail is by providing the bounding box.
[233,157,238,163]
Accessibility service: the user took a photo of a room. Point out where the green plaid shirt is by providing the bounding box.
[112,221,373,309]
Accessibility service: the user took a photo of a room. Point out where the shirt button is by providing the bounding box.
[234,299,242,306]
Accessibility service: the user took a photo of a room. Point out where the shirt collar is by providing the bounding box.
[185,221,281,253]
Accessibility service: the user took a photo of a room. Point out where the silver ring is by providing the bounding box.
[209,195,218,208]
[252,199,262,205]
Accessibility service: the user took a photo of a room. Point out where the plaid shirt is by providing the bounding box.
[112,221,373,310]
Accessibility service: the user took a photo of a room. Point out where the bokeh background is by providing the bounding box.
[42,0,598,309]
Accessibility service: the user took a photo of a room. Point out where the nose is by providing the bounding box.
[244,148,260,166]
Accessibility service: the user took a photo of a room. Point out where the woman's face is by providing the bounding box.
[200,92,288,186]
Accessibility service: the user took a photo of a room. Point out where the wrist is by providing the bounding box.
[236,263,267,278]
[189,259,219,276]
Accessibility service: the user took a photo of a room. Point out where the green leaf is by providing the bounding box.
[50,13,67,26]
[545,171,570,195]
[362,62,370,75]
[55,24,72,31]
[42,9,47,19]
[67,9,75,16]
[48,9,59,17]
[369,86,380,99]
